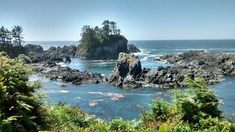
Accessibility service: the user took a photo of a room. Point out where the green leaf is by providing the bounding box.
[158,123,169,132]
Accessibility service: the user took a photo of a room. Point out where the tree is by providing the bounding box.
[5,28,11,44]
[80,25,99,51]
[12,25,23,46]
[0,26,7,44]
[102,20,111,36]
[109,21,117,35]
[117,29,121,35]
[78,20,124,56]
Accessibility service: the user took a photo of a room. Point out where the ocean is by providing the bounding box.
[27,40,235,121]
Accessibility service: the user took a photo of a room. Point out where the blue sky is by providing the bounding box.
[1,0,235,41]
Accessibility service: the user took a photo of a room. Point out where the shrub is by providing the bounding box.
[0,54,47,131]
[143,77,231,131]
[151,99,170,121]
[47,104,96,131]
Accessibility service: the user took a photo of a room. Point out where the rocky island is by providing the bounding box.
[77,20,136,59]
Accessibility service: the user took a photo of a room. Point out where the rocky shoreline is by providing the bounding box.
[24,43,140,63]
[109,51,235,89]
[27,43,235,89]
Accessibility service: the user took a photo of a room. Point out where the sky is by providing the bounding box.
[1,0,235,41]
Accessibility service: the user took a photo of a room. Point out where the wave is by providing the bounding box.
[141,56,149,61]
[173,48,208,52]
[46,90,67,93]
[133,48,152,56]
[75,96,82,100]
[59,90,69,93]
[173,48,235,52]
[88,99,104,107]
[87,91,154,96]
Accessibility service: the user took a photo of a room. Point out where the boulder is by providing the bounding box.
[24,44,44,54]
[109,53,142,88]
[64,56,71,63]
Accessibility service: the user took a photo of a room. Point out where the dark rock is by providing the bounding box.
[46,66,106,84]
[27,44,78,64]
[127,44,140,53]
[44,61,57,68]
[110,53,142,88]
[24,44,44,54]
[65,56,71,63]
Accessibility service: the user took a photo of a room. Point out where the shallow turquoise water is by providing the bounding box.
[29,40,235,120]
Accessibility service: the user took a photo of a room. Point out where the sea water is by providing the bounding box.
[27,40,235,120]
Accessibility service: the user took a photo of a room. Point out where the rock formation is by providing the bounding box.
[46,66,107,85]
[109,53,142,88]
[25,45,77,64]
[127,44,140,53]
[77,37,128,60]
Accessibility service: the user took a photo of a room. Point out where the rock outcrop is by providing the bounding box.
[77,38,128,60]
[109,53,142,88]
[46,66,108,85]
[31,49,235,89]
[160,51,235,76]
[26,45,77,64]
[108,52,228,89]
[127,44,140,53]
[24,44,44,54]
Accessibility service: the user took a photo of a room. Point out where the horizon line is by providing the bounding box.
[25,38,235,42]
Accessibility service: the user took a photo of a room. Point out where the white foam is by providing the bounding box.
[88,92,104,95]
[88,99,104,107]
[75,96,82,99]
[103,93,125,100]
[141,56,149,61]
[59,90,69,93]
[56,82,67,87]
[173,48,208,52]
[57,62,67,67]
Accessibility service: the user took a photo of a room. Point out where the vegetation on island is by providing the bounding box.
[0,26,25,57]
[0,54,234,131]
[79,20,125,53]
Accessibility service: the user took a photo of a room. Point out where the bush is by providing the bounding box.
[143,77,231,131]
[47,104,96,131]
[0,54,47,131]
[151,99,170,121]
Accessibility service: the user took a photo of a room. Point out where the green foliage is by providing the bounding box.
[158,123,169,132]
[47,104,147,132]
[47,104,96,131]
[151,99,170,121]
[0,54,47,131]
[79,20,124,53]
[177,77,222,127]
[0,26,26,57]
[143,77,231,131]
